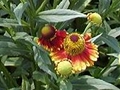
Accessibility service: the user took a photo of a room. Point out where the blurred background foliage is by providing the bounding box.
[0,0,120,90]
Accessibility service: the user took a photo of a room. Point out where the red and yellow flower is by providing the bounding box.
[37,25,67,51]
[50,33,99,73]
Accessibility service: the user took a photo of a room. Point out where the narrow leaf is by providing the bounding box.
[14,2,28,24]
[38,9,87,22]
[72,75,120,90]
[101,34,120,53]
[0,18,19,27]
[56,0,70,9]
[108,27,120,38]
[22,75,31,90]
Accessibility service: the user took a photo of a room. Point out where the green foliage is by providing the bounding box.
[0,0,120,90]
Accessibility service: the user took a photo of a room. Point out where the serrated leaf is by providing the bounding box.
[38,9,87,22]
[72,75,120,90]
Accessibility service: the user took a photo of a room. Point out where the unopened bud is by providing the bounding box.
[87,12,102,25]
[41,25,56,39]
[56,60,72,76]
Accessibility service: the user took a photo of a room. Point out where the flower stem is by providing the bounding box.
[0,61,18,88]
[36,0,49,14]
[53,0,60,8]
[0,73,8,89]
[97,59,114,77]
[83,23,92,35]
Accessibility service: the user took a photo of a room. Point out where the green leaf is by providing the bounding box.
[72,0,91,11]
[90,33,102,42]
[9,88,21,90]
[3,57,23,66]
[38,9,87,22]
[98,0,111,14]
[12,67,29,76]
[60,80,72,90]
[0,73,8,89]
[0,41,29,56]
[56,0,70,9]
[101,34,120,53]
[33,71,46,84]
[78,0,91,11]
[72,75,120,90]
[0,18,19,27]
[33,46,57,80]
[108,27,120,38]
[0,36,30,56]
[22,75,31,90]
[14,2,28,24]
[102,59,118,77]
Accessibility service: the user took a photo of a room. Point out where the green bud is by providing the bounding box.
[87,12,102,25]
[56,60,72,76]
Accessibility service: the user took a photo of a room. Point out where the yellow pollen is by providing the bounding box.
[63,33,85,56]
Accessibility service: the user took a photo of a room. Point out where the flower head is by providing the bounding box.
[64,33,85,56]
[87,12,102,25]
[38,25,67,51]
[50,33,99,73]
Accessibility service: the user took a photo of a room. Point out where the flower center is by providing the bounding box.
[63,33,85,56]
[70,35,79,42]
[41,26,51,35]
[41,25,56,39]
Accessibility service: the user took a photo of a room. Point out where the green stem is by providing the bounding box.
[0,1,15,18]
[0,73,8,89]
[0,61,18,88]
[36,0,49,14]
[28,0,35,11]
[53,0,60,8]
[83,23,92,35]
[97,59,114,77]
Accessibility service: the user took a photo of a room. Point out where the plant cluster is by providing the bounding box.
[0,0,120,90]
